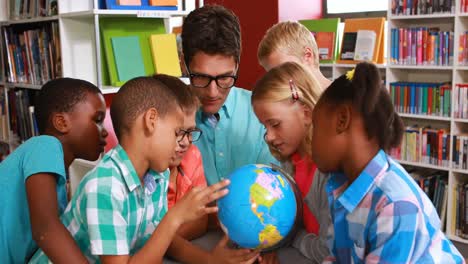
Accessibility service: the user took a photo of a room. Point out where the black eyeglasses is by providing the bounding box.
[176,128,203,143]
[188,73,238,89]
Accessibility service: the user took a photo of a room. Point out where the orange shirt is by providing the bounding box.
[167,145,207,208]
[291,153,320,235]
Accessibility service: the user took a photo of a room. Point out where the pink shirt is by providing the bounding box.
[291,153,320,235]
[167,145,207,208]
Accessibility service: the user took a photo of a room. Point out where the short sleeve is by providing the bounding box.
[81,176,130,256]
[23,136,66,182]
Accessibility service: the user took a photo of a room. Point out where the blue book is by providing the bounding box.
[111,36,146,83]
[105,0,177,10]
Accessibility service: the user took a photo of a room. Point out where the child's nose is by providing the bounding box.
[264,131,275,143]
[102,127,109,138]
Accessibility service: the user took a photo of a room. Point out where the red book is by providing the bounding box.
[428,86,433,115]
[316,32,336,61]
[404,84,409,113]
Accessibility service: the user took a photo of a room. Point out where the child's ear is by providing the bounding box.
[301,103,313,126]
[51,113,71,134]
[143,108,159,133]
[303,47,315,64]
[335,104,351,134]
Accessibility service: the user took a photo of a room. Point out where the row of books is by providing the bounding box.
[453,183,468,239]
[0,87,8,143]
[3,22,61,85]
[462,0,468,13]
[459,32,468,66]
[390,126,451,167]
[453,84,468,119]
[390,27,453,66]
[453,135,468,170]
[389,82,451,117]
[103,0,178,10]
[10,0,58,20]
[8,89,39,143]
[391,0,455,15]
[409,169,448,230]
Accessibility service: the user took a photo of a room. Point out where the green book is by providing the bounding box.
[100,17,166,87]
[299,18,341,63]
[111,36,146,83]
[422,84,428,115]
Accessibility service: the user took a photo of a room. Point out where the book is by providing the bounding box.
[111,36,146,83]
[299,18,340,63]
[354,30,376,61]
[100,17,165,86]
[105,0,177,10]
[149,0,177,5]
[339,32,357,60]
[315,32,335,61]
[149,34,182,77]
[337,17,386,64]
[117,0,141,5]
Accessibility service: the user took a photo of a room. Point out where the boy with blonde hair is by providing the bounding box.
[258,21,331,89]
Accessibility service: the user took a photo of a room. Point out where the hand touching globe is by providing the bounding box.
[217,164,299,250]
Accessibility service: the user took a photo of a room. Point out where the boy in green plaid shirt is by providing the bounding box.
[30,76,230,263]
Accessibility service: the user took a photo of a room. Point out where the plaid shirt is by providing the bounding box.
[30,145,169,263]
[324,150,464,264]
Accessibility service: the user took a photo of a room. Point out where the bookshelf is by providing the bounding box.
[386,0,467,243]
[319,0,468,243]
[0,0,197,148]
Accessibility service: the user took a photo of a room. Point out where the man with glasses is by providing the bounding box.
[181,5,277,188]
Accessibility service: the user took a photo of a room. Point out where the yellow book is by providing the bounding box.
[149,34,182,77]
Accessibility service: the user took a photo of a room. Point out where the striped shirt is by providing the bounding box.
[30,145,169,263]
[324,150,464,264]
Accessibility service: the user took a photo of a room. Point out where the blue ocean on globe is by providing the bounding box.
[217,164,297,250]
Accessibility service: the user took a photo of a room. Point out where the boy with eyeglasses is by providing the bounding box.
[162,74,207,241]
[154,75,260,264]
[182,5,277,188]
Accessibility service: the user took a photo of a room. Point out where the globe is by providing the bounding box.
[217,164,298,250]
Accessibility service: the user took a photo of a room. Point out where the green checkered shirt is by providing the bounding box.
[29,145,169,263]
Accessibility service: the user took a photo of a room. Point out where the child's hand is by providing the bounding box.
[210,235,260,264]
[258,251,279,264]
[172,179,230,225]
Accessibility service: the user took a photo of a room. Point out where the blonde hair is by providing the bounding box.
[258,21,320,68]
[252,61,323,162]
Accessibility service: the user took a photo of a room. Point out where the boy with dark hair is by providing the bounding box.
[30,75,231,263]
[0,78,108,263]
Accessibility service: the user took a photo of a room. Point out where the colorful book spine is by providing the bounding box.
[390,82,451,117]
[462,0,468,13]
[7,89,39,143]
[453,84,468,119]
[392,0,455,15]
[390,126,451,167]
[390,27,453,66]
[459,32,468,66]
[2,22,61,85]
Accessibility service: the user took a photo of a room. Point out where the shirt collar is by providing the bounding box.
[197,87,237,122]
[109,145,168,192]
[328,149,389,212]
